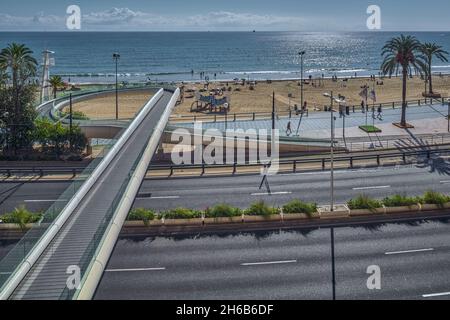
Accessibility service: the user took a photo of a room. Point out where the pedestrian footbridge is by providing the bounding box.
[0,87,180,300]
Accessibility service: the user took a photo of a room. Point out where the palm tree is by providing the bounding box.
[48,75,64,99]
[0,43,37,89]
[0,43,38,155]
[381,35,427,127]
[420,42,449,95]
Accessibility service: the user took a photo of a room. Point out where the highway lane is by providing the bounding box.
[0,162,449,214]
[94,219,450,300]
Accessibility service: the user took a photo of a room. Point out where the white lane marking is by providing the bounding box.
[385,248,434,255]
[23,199,67,203]
[423,291,450,298]
[143,196,180,200]
[440,180,450,184]
[279,169,380,177]
[105,267,166,272]
[241,260,297,266]
[251,191,291,196]
[352,185,391,191]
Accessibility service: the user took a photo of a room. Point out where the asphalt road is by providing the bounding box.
[1,159,449,215]
[94,219,450,300]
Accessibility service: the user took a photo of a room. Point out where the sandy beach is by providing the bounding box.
[177,75,450,115]
[66,89,154,119]
[67,75,450,119]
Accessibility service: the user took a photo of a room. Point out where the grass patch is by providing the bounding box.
[282,200,317,217]
[245,201,280,217]
[127,208,155,226]
[0,206,42,230]
[422,190,450,208]
[347,194,383,211]
[160,207,203,220]
[60,110,90,120]
[205,204,242,218]
[359,125,382,133]
[382,194,421,207]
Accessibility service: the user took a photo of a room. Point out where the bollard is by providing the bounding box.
[234,114,236,122]
[252,113,255,121]
[293,160,297,173]
[350,157,353,168]
[322,158,325,170]
[170,166,174,176]
[233,163,237,174]
[377,155,380,165]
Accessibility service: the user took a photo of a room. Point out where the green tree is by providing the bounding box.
[381,35,427,127]
[420,42,449,94]
[0,43,38,156]
[0,85,37,157]
[48,75,64,99]
[34,117,86,158]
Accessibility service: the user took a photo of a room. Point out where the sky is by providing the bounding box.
[0,0,450,32]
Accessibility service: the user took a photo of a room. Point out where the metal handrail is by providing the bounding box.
[169,96,450,123]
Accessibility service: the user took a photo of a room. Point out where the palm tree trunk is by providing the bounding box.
[428,64,433,94]
[401,67,407,127]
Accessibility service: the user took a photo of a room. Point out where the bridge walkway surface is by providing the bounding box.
[1,89,174,300]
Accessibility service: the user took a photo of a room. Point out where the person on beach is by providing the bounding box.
[286,121,292,136]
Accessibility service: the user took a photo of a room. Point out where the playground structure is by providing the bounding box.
[190,91,231,114]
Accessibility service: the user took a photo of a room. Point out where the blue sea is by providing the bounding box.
[1,31,450,84]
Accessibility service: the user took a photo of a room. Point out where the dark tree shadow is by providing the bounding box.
[393,130,450,176]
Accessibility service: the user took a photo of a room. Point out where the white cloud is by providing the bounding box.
[0,7,308,31]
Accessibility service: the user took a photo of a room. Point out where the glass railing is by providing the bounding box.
[0,127,121,294]
[60,128,156,300]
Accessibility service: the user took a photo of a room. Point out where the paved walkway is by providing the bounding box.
[177,103,449,140]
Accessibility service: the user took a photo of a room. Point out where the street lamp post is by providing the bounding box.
[331,227,336,300]
[69,93,73,151]
[323,91,345,212]
[447,99,450,133]
[299,51,306,110]
[113,53,120,120]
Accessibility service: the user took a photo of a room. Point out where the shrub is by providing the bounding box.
[423,190,450,207]
[1,206,42,230]
[160,208,203,219]
[60,110,90,120]
[127,208,155,226]
[382,194,421,207]
[282,200,317,217]
[347,195,382,211]
[34,118,87,156]
[245,201,279,217]
[205,204,241,218]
